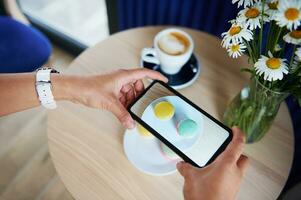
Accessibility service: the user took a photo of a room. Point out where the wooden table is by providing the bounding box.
[47,27,294,200]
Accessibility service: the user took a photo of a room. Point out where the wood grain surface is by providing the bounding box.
[47,27,294,200]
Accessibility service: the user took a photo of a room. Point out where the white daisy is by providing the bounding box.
[221,24,253,48]
[254,52,288,81]
[283,30,301,45]
[237,2,269,30]
[227,43,246,58]
[266,0,279,20]
[232,0,257,8]
[295,47,301,61]
[275,0,301,30]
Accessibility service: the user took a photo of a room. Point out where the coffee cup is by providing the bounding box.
[141,28,194,75]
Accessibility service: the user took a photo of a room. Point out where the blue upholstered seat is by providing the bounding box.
[284,96,301,191]
[117,0,238,37]
[115,0,301,193]
[0,16,51,73]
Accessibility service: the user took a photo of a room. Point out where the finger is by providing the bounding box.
[133,80,144,97]
[237,155,249,174]
[121,83,133,93]
[119,95,126,106]
[221,126,245,163]
[176,162,196,178]
[123,68,168,83]
[125,85,135,107]
[109,100,135,129]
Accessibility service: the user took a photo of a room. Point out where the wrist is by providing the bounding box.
[51,74,78,102]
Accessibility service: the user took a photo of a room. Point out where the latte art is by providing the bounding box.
[158,32,190,55]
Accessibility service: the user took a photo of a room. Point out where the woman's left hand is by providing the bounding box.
[62,68,167,129]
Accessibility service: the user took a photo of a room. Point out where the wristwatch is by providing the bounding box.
[35,67,60,109]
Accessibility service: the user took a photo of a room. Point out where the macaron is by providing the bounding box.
[137,124,154,138]
[177,119,198,138]
[160,142,179,160]
[154,101,175,121]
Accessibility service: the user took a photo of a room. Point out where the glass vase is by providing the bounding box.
[223,78,289,143]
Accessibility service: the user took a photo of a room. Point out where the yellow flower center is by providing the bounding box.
[289,30,301,39]
[285,8,300,21]
[229,26,241,36]
[245,8,260,18]
[268,2,278,10]
[231,45,240,52]
[266,58,281,69]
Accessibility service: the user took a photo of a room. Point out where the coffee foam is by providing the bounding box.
[158,32,189,55]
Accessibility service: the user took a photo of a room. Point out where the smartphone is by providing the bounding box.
[128,80,232,168]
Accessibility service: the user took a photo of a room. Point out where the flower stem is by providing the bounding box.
[266,21,274,54]
[259,0,265,55]
[245,41,256,64]
[289,45,297,69]
[272,27,283,54]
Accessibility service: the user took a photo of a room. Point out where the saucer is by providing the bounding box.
[140,53,200,90]
[123,96,204,176]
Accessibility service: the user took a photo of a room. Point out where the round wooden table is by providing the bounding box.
[47,27,294,200]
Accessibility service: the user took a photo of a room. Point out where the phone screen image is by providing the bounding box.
[129,81,231,167]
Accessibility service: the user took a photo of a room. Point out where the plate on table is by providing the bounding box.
[123,96,204,176]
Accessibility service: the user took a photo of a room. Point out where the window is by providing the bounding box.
[19,0,109,49]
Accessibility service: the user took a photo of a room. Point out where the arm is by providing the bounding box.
[0,73,71,116]
[0,69,167,128]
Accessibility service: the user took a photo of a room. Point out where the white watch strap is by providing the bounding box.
[36,68,57,109]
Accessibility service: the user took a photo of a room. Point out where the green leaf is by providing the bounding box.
[298,98,301,107]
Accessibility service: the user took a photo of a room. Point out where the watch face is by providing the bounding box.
[36,67,60,74]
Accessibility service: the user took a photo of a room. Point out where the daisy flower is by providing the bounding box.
[232,0,257,8]
[254,52,288,81]
[283,30,301,45]
[266,0,279,20]
[221,24,253,48]
[275,0,301,30]
[227,43,246,58]
[237,2,269,30]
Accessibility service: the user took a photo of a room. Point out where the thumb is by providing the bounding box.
[109,100,135,129]
[176,162,195,178]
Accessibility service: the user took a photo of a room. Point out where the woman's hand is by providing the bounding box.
[61,68,167,129]
[176,127,249,200]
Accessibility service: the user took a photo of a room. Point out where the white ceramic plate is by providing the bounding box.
[123,96,204,176]
[123,128,178,176]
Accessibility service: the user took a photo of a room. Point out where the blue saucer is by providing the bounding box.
[141,53,200,90]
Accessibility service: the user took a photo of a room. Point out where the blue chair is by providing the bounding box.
[109,0,301,195]
[116,0,238,37]
[0,16,52,73]
[283,96,301,192]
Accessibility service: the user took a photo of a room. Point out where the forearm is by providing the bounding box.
[0,73,75,116]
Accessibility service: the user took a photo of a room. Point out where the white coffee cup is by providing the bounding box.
[141,28,194,75]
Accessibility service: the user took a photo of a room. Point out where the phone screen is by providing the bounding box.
[129,81,231,167]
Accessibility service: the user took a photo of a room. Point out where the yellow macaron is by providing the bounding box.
[154,101,175,121]
[137,124,154,138]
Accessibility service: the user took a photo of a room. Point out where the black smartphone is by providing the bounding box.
[128,80,232,168]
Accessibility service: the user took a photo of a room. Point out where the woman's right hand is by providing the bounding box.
[177,127,249,200]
